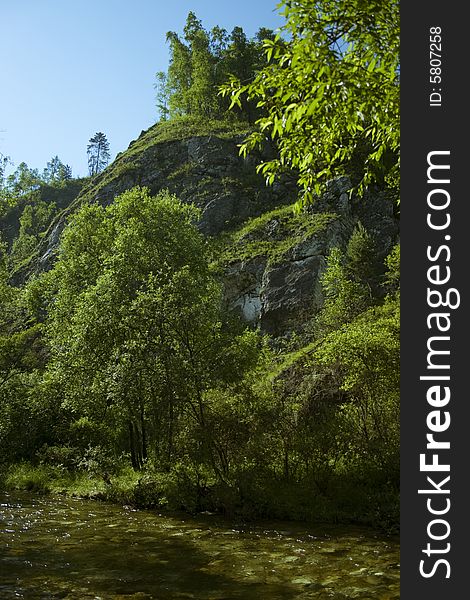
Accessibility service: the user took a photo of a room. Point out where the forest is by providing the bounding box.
[0,0,400,531]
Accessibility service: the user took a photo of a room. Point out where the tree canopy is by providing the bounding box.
[44,187,262,472]
[221,0,400,208]
[0,6,400,529]
[87,132,111,176]
[157,12,275,122]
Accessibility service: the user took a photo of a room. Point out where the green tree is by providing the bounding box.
[314,246,370,336]
[4,162,41,196]
[187,21,218,117]
[0,237,47,462]
[314,295,400,476]
[216,26,274,122]
[0,153,10,189]
[162,13,272,121]
[87,132,111,176]
[166,12,217,118]
[345,222,383,294]
[10,200,57,267]
[222,0,400,207]
[0,154,12,215]
[154,71,170,121]
[166,29,193,117]
[209,25,229,59]
[42,156,72,183]
[45,187,261,472]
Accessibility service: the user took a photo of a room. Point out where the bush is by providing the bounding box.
[75,445,116,476]
[36,444,79,471]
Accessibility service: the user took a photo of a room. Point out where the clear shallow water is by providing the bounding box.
[0,492,399,599]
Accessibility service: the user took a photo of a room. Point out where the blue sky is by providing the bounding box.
[0,0,284,178]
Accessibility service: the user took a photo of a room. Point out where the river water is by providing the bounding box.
[0,491,399,599]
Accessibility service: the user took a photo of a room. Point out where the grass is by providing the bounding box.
[1,462,177,510]
[123,116,252,159]
[2,462,141,500]
[215,205,339,267]
[0,461,398,531]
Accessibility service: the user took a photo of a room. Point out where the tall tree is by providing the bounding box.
[162,12,271,121]
[43,156,72,183]
[5,162,41,196]
[166,30,192,117]
[154,71,170,121]
[87,132,111,176]
[187,25,217,117]
[45,187,261,471]
[0,154,10,189]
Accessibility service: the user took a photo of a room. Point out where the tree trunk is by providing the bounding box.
[129,421,139,470]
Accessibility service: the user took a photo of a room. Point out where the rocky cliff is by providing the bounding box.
[218,176,398,335]
[28,117,399,336]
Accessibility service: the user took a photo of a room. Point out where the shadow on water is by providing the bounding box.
[0,492,399,600]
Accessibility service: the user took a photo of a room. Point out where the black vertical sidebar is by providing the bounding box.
[401,3,468,598]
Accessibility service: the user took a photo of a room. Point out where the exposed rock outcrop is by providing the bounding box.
[35,124,295,271]
[220,177,398,336]
[24,120,398,337]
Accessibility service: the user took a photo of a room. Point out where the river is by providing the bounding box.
[0,491,399,599]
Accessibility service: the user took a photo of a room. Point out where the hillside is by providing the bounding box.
[0,116,400,530]
[16,117,397,338]
[30,117,294,273]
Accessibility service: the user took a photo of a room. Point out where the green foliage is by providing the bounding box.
[161,12,274,121]
[87,131,111,176]
[221,0,400,207]
[345,222,382,289]
[384,242,400,293]
[218,204,338,266]
[43,186,263,474]
[0,252,51,463]
[1,163,42,207]
[0,158,82,258]
[4,463,52,494]
[259,244,400,526]
[9,200,57,267]
[0,153,10,190]
[154,71,170,121]
[0,178,85,286]
[315,246,370,335]
[0,39,400,527]
[314,296,400,475]
[42,155,72,183]
[0,185,399,528]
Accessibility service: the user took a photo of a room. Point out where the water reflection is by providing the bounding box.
[0,492,399,599]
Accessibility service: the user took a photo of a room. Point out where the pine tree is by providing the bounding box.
[58,164,73,181]
[87,132,111,176]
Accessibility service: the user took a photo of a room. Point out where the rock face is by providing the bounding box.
[221,177,399,336]
[31,122,398,337]
[35,125,294,271]
[260,256,325,335]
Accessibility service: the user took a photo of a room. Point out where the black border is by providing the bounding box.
[401,2,468,596]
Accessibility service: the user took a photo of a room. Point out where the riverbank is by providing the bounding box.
[0,462,399,534]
